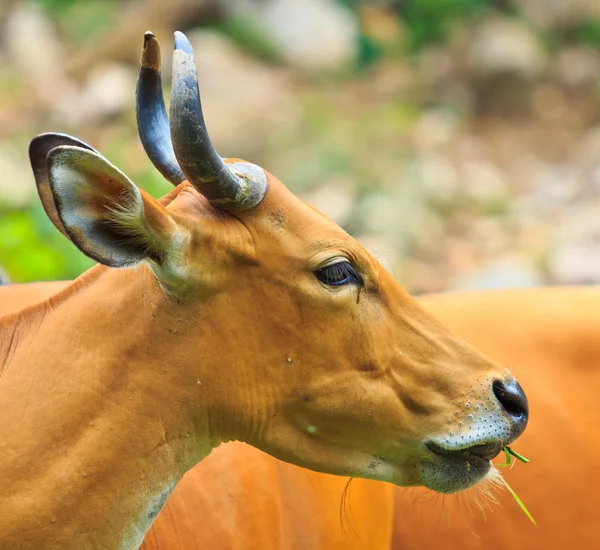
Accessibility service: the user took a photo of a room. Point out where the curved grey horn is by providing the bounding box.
[169,31,267,210]
[136,31,185,186]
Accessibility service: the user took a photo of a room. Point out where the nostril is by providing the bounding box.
[493,379,529,425]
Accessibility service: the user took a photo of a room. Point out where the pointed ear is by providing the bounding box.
[46,145,182,269]
[29,133,98,239]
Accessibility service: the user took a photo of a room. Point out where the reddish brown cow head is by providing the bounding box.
[28,32,528,494]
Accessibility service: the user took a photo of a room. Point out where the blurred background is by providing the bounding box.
[1,0,600,293]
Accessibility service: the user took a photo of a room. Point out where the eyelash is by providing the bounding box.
[314,261,363,287]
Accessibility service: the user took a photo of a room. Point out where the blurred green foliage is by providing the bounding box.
[340,0,493,53]
[33,0,80,10]
[0,206,94,282]
[0,132,172,283]
[3,0,600,284]
[35,0,118,45]
[399,0,489,51]
[574,20,600,48]
[215,17,282,63]
[397,0,495,50]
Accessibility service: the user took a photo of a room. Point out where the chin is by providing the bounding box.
[421,453,493,494]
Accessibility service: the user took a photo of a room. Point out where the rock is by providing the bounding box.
[413,110,459,152]
[301,177,356,227]
[409,210,446,260]
[460,160,508,202]
[64,0,214,77]
[467,218,511,258]
[366,59,419,101]
[54,63,137,126]
[417,47,455,87]
[554,47,600,87]
[451,257,543,290]
[468,16,546,77]
[356,173,450,275]
[531,83,571,123]
[511,194,545,232]
[528,163,581,212]
[547,204,600,283]
[229,0,358,71]
[185,29,300,160]
[356,178,430,259]
[410,154,460,202]
[513,0,595,29]
[0,142,36,207]
[353,234,401,276]
[83,64,136,120]
[3,3,75,108]
[356,193,402,235]
[417,47,474,110]
[573,127,600,184]
[548,242,600,284]
[400,259,448,295]
[442,237,479,276]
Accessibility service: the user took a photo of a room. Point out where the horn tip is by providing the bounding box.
[174,31,193,55]
[141,31,160,70]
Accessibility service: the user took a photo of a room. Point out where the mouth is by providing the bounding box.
[421,441,504,494]
[427,441,503,463]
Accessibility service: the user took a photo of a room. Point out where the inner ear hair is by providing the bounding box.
[104,188,172,266]
[46,145,182,271]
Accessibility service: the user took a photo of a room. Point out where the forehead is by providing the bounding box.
[244,171,360,251]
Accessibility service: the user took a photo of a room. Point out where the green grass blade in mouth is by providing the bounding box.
[498,474,537,527]
[497,446,512,467]
[496,446,530,467]
[492,446,535,524]
[506,446,529,463]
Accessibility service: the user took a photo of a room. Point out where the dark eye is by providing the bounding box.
[315,261,363,287]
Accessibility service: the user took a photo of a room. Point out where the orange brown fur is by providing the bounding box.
[0,162,523,547]
[1,284,592,548]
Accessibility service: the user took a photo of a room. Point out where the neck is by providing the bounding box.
[0,266,218,549]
